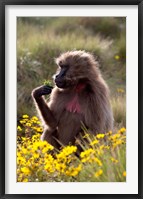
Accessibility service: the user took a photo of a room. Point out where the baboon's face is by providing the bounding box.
[54,51,92,89]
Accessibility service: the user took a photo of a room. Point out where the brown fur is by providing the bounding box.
[32,50,113,147]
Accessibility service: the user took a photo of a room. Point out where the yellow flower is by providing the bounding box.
[20,120,26,124]
[95,169,103,178]
[111,157,118,163]
[23,178,28,182]
[33,153,39,159]
[65,164,82,177]
[17,126,22,131]
[80,148,95,158]
[42,144,54,153]
[114,55,120,60]
[94,157,102,166]
[81,156,90,163]
[118,127,126,134]
[20,147,28,154]
[57,146,77,159]
[83,133,90,138]
[22,137,27,141]
[22,114,29,119]
[90,139,99,146]
[31,116,39,123]
[113,140,123,148]
[26,122,32,127]
[36,127,43,132]
[32,140,54,152]
[32,126,43,132]
[99,145,105,150]
[80,148,96,163]
[45,162,55,173]
[55,163,66,173]
[17,156,26,164]
[32,116,38,120]
[123,171,126,177]
[32,134,41,141]
[110,133,120,141]
[96,134,105,139]
[21,167,31,175]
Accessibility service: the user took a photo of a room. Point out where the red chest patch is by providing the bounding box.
[66,95,81,113]
[66,83,86,114]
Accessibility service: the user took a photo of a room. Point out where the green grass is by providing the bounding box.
[111,94,126,127]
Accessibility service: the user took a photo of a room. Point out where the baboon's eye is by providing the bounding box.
[59,62,69,68]
[59,60,62,66]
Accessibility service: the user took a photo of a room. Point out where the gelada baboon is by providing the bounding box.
[32,50,113,148]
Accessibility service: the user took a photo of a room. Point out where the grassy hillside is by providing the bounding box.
[17,17,126,127]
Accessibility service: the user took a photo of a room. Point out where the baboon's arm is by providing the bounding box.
[32,85,57,129]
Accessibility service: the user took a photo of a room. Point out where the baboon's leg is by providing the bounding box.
[41,128,60,148]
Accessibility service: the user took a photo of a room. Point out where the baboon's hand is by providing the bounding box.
[32,85,53,99]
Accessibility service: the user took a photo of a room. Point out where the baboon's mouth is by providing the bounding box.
[55,80,67,88]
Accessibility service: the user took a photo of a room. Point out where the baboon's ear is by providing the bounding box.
[55,57,64,66]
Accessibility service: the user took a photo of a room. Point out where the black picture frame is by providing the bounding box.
[0,0,143,198]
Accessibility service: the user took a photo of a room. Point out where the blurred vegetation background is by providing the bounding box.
[17,17,126,128]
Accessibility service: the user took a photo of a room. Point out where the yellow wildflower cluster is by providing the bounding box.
[108,128,126,149]
[96,134,105,139]
[17,115,126,182]
[17,136,81,181]
[17,115,43,137]
[95,169,103,178]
